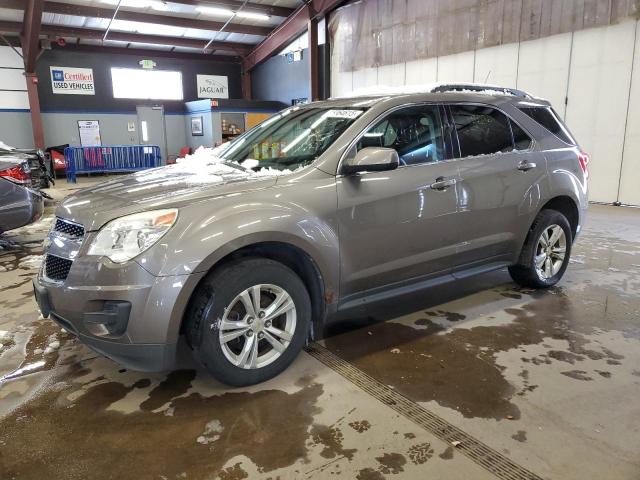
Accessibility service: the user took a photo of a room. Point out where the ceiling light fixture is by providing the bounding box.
[196,6,234,17]
[196,6,270,21]
[235,11,270,21]
[100,0,168,10]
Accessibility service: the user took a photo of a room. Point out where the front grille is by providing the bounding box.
[54,218,84,238]
[45,254,73,281]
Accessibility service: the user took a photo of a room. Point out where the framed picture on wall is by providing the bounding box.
[191,116,204,136]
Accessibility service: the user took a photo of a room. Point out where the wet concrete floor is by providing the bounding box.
[0,181,638,479]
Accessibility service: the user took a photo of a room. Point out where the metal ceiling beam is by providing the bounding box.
[50,42,242,63]
[0,0,273,37]
[242,0,345,72]
[0,21,253,54]
[167,0,295,18]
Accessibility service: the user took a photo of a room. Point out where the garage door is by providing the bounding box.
[618,21,640,206]
[564,21,636,204]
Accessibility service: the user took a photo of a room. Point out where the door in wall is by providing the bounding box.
[137,105,167,165]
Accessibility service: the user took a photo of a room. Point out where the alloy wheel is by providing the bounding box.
[218,284,297,369]
[534,224,567,280]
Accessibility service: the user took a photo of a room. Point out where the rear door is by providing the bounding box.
[445,103,545,270]
[336,104,461,303]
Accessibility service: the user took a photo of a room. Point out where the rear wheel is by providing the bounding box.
[186,257,311,386]
[509,209,572,288]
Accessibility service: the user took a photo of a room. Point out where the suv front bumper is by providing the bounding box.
[33,259,204,372]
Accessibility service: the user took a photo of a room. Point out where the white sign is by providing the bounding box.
[50,66,95,95]
[197,75,229,99]
[78,120,101,147]
[127,121,136,132]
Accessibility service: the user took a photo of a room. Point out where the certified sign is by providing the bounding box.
[50,66,95,95]
[197,75,229,99]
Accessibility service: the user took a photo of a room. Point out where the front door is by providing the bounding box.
[136,105,167,165]
[445,103,545,269]
[336,104,461,304]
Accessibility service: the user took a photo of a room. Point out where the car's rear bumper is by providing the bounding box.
[0,182,43,232]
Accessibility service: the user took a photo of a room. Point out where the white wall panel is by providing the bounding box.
[565,21,636,203]
[517,33,572,118]
[405,57,438,85]
[0,46,23,68]
[437,51,475,83]
[474,43,519,87]
[352,67,378,91]
[618,20,640,206]
[0,91,29,110]
[331,71,353,97]
[0,69,27,91]
[377,63,405,86]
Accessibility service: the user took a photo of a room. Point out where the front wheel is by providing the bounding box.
[509,209,573,288]
[186,257,311,386]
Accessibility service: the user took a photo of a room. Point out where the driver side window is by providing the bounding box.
[356,105,445,166]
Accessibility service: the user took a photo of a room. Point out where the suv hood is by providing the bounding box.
[57,162,278,231]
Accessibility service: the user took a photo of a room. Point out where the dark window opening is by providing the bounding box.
[510,120,533,150]
[519,106,576,145]
[450,105,514,157]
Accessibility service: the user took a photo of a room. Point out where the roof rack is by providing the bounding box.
[431,84,531,98]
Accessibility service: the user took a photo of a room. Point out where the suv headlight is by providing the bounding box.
[88,209,178,263]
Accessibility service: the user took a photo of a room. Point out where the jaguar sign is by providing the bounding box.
[197,75,229,99]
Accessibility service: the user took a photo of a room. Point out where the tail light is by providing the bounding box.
[578,151,590,179]
[0,162,30,185]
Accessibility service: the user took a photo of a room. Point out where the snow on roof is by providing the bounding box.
[332,82,535,100]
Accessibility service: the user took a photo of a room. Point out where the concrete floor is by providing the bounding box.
[1,178,639,479]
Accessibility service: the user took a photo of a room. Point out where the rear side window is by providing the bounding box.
[510,120,533,150]
[450,105,513,157]
[518,106,576,145]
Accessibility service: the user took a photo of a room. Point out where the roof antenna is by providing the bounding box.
[484,70,492,83]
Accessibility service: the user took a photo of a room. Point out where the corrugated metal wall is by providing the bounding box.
[330,0,640,72]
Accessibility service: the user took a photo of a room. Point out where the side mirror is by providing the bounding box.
[341,147,399,175]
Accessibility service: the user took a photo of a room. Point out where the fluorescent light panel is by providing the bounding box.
[196,6,270,21]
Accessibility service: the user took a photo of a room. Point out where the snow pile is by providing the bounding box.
[18,254,43,269]
[196,419,223,445]
[339,83,441,98]
[44,339,60,355]
[334,82,536,99]
[176,145,228,165]
[174,146,304,177]
[0,140,15,151]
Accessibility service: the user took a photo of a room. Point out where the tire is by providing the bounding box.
[508,209,573,289]
[185,257,311,386]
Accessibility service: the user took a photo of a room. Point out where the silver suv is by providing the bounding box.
[33,85,588,386]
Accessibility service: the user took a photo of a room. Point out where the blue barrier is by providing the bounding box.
[64,145,162,183]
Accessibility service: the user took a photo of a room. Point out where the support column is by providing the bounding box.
[242,69,252,100]
[308,17,319,102]
[22,0,45,149]
[25,72,44,149]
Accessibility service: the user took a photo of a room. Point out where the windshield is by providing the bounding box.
[219,107,366,171]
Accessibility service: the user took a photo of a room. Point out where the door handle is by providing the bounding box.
[517,160,537,171]
[430,176,457,190]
